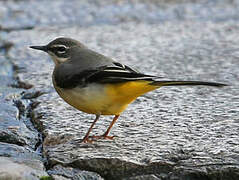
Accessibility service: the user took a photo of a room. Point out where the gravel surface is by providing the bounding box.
[1,0,239,179]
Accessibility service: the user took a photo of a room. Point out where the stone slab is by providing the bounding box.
[2,0,239,179]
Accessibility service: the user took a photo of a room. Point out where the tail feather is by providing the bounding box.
[151,81,227,87]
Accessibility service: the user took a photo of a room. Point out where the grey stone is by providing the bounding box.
[123,174,161,180]
[1,0,239,30]
[0,55,13,77]
[48,165,104,180]
[0,157,48,180]
[0,28,48,180]
[8,20,239,179]
[0,98,39,148]
[2,0,239,179]
[0,142,41,160]
[0,143,48,180]
[51,175,70,180]
[0,38,40,149]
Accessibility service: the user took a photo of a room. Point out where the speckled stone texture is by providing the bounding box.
[1,0,239,179]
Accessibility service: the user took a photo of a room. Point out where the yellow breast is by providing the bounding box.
[53,80,159,115]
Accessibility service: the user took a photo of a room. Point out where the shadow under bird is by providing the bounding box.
[30,37,227,143]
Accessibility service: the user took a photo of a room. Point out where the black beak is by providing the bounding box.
[29,45,47,52]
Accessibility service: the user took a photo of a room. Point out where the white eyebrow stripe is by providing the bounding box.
[51,44,69,49]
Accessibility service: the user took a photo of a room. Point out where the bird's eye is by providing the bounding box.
[56,46,67,54]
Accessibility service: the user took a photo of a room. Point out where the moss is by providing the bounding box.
[39,176,53,180]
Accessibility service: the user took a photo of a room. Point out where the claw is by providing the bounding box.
[81,137,93,143]
[89,135,115,140]
[103,135,115,140]
[81,135,115,143]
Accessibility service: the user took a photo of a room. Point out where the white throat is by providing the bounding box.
[48,52,69,65]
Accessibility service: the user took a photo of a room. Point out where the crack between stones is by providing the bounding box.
[1,40,51,178]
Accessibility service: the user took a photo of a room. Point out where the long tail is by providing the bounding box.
[151,80,227,87]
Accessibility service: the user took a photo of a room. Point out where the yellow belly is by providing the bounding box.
[53,81,159,115]
[104,81,159,114]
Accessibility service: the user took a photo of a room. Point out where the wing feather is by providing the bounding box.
[86,63,156,83]
[53,62,157,88]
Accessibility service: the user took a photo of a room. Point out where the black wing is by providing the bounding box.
[86,62,156,83]
[54,62,157,89]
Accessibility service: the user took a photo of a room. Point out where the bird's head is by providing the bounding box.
[30,37,86,65]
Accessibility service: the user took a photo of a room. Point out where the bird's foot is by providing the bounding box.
[81,134,115,143]
[81,137,93,143]
[89,135,115,140]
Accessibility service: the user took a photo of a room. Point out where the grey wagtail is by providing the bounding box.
[30,37,227,143]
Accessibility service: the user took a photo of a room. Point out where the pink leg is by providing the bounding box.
[81,114,100,143]
[102,115,120,138]
[89,115,120,140]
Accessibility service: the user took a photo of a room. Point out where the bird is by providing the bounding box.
[30,37,227,143]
